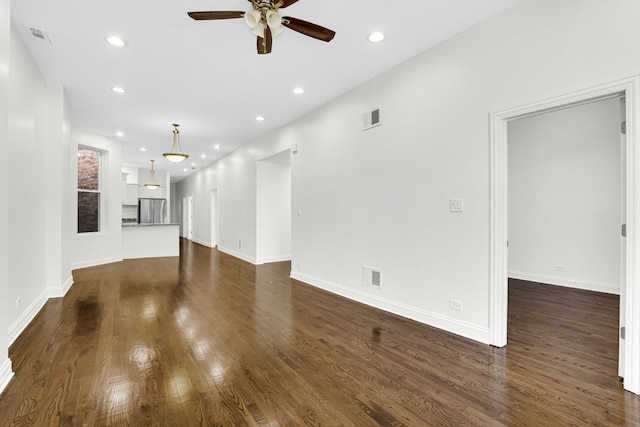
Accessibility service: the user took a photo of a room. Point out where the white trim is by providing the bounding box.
[48,275,74,298]
[508,271,619,295]
[0,358,13,395]
[71,256,122,270]
[490,76,640,394]
[8,291,48,346]
[256,254,291,265]
[217,246,258,265]
[291,271,490,344]
[192,238,213,248]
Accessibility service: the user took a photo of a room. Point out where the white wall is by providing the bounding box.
[174,0,640,344]
[8,23,49,341]
[1,23,75,375]
[508,98,621,294]
[0,0,12,393]
[257,151,291,264]
[72,128,123,269]
[45,84,73,297]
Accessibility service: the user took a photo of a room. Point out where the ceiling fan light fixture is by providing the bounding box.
[244,9,261,28]
[163,123,189,163]
[251,22,266,37]
[269,24,283,37]
[267,11,282,30]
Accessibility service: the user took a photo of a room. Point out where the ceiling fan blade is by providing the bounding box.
[257,27,273,54]
[282,17,335,42]
[187,11,245,20]
[279,0,300,8]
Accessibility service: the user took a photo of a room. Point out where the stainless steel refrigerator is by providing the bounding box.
[138,198,167,224]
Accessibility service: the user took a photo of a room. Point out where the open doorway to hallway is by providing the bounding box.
[256,149,292,265]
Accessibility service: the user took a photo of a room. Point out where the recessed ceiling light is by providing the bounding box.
[201,154,206,159]
[183,168,188,172]
[115,131,124,137]
[106,36,125,47]
[256,115,265,121]
[191,162,196,166]
[293,87,305,95]
[140,147,147,152]
[368,32,384,43]
[213,144,222,150]
[111,86,126,94]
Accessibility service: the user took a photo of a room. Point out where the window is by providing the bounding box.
[77,146,102,233]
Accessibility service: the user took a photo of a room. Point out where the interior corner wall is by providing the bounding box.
[175,0,640,344]
[0,0,12,393]
[508,98,621,294]
[71,128,123,269]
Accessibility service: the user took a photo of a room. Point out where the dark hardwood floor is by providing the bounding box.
[0,239,638,426]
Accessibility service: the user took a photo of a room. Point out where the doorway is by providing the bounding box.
[256,150,292,264]
[489,77,640,394]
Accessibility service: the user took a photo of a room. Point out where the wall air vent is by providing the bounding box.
[25,26,51,44]
[363,108,381,130]
[363,266,382,288]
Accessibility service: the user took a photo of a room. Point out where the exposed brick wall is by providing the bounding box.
[77,148,100,233]
[78,149,99,190]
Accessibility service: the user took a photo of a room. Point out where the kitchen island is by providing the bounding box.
[122,223,180,259]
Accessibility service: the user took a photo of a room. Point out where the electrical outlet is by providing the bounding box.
[450,199,464,213]
[16,297,22,309]
[449,299,462,311]
[555,265,566,272]
[296,262,302,270]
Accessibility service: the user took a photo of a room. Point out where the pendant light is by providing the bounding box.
[144,160,160,190]
[163,123,189,163]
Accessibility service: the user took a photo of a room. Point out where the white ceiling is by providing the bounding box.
[11,0,520,182]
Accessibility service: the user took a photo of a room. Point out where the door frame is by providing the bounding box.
[489,76,640,394]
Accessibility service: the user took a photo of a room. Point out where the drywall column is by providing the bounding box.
[0,0,13,393]
[46,85,73,297]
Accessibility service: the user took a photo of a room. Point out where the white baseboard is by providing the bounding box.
[192,238,214,248]
[218,246,257,265]
[290,271,490,345]
[9,290,48,346]
[72,256,123,271]
[48,275,74,299]
[256,255,291,265]
[508,270,620,295]
[0,358,13,395]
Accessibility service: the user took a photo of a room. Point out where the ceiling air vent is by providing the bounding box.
[363,108,381,131]
[25,26,51,44]
[363,266,382,288]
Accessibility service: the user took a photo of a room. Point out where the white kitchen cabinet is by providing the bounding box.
[125,183,139,206]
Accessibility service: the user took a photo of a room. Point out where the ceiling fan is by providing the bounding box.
[188,0,336,54]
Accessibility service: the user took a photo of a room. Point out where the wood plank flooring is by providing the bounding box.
[0,239,638,426]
